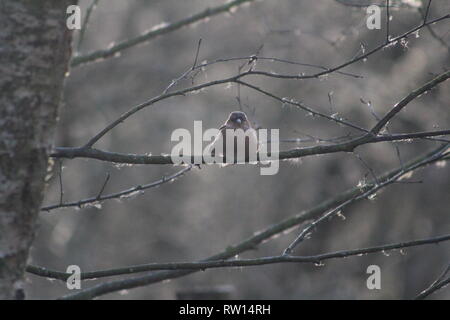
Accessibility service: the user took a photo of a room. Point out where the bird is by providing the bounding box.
[206,111,258,164]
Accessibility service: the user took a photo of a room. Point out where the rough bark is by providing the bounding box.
[0,0,75,299]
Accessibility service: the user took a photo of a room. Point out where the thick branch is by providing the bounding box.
[26,234,450,281]
[50,130,450,165]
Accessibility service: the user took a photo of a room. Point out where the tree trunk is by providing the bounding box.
[0,0,75,299]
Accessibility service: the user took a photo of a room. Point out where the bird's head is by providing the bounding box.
[224,111,251,130]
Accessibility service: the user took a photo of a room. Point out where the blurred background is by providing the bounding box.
[27,0,449,299]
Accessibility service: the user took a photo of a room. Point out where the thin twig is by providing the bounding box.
[353,151,379,185]
[58,160,64,205]
[386,0,391,43]
[237,80,370,133]
[51,129,450,165]
[41,166,192,211]
[334,0,416,8]
[191,38,202,70]
[370,69,450,134]
[422,0,433,25]
[415,263,450,299]
[96,172,110,200]
[361,98,404,168]
[417,1,450,52]
[77,0,100,50]
[196,55,363,78]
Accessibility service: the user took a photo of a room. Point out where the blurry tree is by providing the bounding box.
[0,1,76,299]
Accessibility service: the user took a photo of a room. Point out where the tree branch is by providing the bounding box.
[71,0,259,67]
[370,69,450,134]
[415,263,450,299]
[76,0,100,50]
[41,165,192,211]
[50,130,450,165]
[26,234,450,281]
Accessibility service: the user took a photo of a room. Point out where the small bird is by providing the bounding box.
[207,111,258,164]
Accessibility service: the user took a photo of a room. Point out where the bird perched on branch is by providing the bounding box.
[206,111,258,164]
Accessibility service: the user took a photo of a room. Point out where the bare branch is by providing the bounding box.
[422,0,433,24]
[26,234,450,281]
[417,2,450,52]
[195,55,363,79]
[236,80,369,133]
[58,160,64,205]
[370,69,450,134]
[386,0,391,43]
[96,172,110,200]
[41,166,192,211]
[353,151,379,184]
[191,38,202,70]
[415,263,450,299]
[50,130,450,166]
[335,0,424,9]
[77,0,100,50]
[71,0,259,67]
